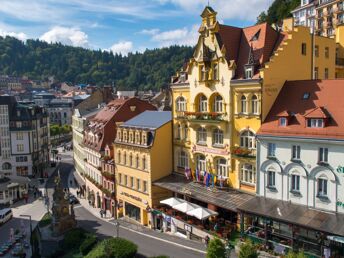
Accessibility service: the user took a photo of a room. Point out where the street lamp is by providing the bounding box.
[20,214,33,257]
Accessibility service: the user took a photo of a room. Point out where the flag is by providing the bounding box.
[203,172,208,184]
[195,169,199,182]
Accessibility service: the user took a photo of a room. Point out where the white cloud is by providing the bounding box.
[0,29,27,41]
[155,0,270,22]
[147,25,199,47]
[110,41,133,55]
[39,26,89,47]
[140,29,160,35]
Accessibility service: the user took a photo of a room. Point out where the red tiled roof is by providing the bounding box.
[217,23,284,79]
[83,97,156,151]
[258,80,344,140]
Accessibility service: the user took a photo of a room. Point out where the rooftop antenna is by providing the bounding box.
[207,0,210,6]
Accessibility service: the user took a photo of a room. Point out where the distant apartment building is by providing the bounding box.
[48,98,73,125]
[292,0,344,37]
[0,96,50,177]
[33,92,56,106]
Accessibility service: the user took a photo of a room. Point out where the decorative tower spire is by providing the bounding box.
[247,43,255,65]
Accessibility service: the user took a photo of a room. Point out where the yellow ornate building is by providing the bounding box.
[114,111,172,227]
[170,6,336,195]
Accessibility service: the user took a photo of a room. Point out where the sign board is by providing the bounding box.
[184,224,192,233]
[192,144,229,155]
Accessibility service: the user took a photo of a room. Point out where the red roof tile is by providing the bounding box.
[258,80,344,140]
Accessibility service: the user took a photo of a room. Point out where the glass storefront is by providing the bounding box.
[125,202,141,222]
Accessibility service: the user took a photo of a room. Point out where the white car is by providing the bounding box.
[0,208,13,225]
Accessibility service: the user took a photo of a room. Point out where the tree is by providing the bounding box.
[239,240,258,258]
[285,250,307,258]
[206,237,226,258]
[85,238,137,258]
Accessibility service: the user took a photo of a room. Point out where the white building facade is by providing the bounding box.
[257,136,344,214]
[291,0,317,31]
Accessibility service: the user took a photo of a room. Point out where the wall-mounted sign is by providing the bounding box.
[192,144,229,155]
[184,224,192,233]
[337,201,344,208]
[120,191,142,203]
[336,166,344,174]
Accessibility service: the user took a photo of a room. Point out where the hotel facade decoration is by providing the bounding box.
[81,98,156,215]
[238,80,344,257]
[170,6,335,195]
[114,111,172,227]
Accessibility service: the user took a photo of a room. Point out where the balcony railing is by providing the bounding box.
[177,111,226,122]
[231,146,256,159]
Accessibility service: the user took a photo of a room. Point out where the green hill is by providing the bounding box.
[257,0,300,25]
[0,36,193,90]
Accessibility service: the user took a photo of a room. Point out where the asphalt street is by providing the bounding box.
[45,151,205,258]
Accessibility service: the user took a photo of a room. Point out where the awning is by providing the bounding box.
[154,173,254,212]
[186,207,218,220]
[73,171,85,186]
[173,202,201,213]
[238,196,344,236]
[327,235,344,244]
[160,197,184,207]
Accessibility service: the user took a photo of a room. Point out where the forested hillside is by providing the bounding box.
[0,36,193,90]
[257,0,299,25]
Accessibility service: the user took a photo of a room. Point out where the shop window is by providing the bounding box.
[125,202,141,222]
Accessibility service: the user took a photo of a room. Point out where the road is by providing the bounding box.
[46,151,205,258]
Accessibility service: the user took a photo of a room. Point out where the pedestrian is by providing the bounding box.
[204,235,210,247]
[100,209,103,218]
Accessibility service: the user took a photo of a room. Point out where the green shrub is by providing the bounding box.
[62,228,85,250]
[285,250,307,258]
[239,240,258,258]
[39,213,52,228]
[206,237,226,258]
[80,235,97,256]
[86,238,137,258]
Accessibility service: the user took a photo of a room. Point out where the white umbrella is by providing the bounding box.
[172,201,200,213]
[160,197,184,207]
[186,207,218,220]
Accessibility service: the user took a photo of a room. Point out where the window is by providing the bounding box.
[325,47,329,58]
[143,181,148,193]
[130,177,134,188]
[279,117,287,126]
[268,143,276,157]
[183,125,189,141]
[241,95,247,113]
[303,92,310,100]
[307,118,324,128]
[119,173,122,184]
[213,95,223,112]
[197,127,207,144]
[196,155,206,171]
[17,144,24,152]
[251,95,258,114]
[199,95,207,112]
[135,154,140,168]
[319,147,328,163]
[291,174,300,192]
[178,151,188,168]
[176,97,186,112]
[123,152,127,165]
[245,67,253,79]
[216,159,228,177]
[16,121,22,128]
[301,43,307,55]
[240,164,256,184]
[267,170,276,188]
[124,175,128,186]
[213,63,219,80]
[292,145,301,160]
[117,151,121,164]
[16,132,23,140]
[317,178,328,197]
[325,68,329,79]
[240,130,256,149]
[314,67,318,79]
[200,65,207,81]
[176,124,182,140]
[314,45,319,57]
[212,129,224,146]
[137,179,141,191]
[142,156,147,170]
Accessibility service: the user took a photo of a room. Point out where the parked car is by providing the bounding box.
[0,208,13,225]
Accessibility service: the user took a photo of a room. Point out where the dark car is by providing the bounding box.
[69,195,79,205]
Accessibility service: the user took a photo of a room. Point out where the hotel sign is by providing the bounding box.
[192,144,229,155]
[120,191,142,203]
[336,166,344,174]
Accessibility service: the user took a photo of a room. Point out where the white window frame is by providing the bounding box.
[197,127,207,144]
[196,155,206,171]
[279,117,287,126]
[307,118,324,128]
[268,143,276,157]
[291,174,300,192]
[267,170,276,188]
[241,95,247,113]
[318,147,328,163]
[177,151,189,168]
[240,164,256,184]
[212,129,224,146]
[251,95,258,114]
[240,130,256,149]
[213,95,223,113]
[176,97,186,112]
[199,95,208,112]
[317,178,328,197]
[292,145,301,160]
[216,159,228,177]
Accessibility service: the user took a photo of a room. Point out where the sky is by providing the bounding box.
[0,0,272,55]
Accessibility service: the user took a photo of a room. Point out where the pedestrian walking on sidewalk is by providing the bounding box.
[204,235,210,247]
[100,209,103,218]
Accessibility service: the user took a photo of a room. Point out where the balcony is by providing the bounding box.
[231,147,256,159]
[177,112,227,123]
[336,58,344,66]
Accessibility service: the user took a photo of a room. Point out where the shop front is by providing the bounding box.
[117,188,150,227]
[238,197,344,257]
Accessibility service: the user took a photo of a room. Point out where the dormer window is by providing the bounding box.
[307,118,324,128]
[116,130,122,141]
[245,67,253,79]
[302,92,310,100]
[279,117,288,126]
